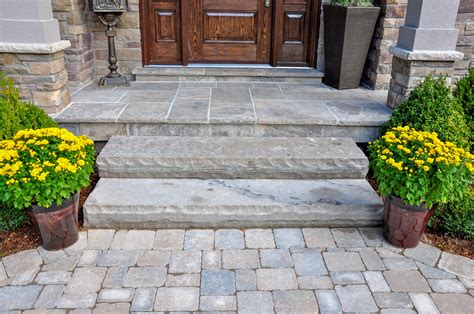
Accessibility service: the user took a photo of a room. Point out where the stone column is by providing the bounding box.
[387,0,464,108]
[0,0,71,113]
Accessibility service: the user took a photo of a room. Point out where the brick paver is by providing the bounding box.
[0,227,472,312]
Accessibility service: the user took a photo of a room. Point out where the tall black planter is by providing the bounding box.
[323,5,380,89]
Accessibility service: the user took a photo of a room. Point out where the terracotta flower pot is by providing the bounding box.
[29,193,80,251]
[383,195,434,248]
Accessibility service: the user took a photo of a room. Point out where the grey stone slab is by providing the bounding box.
[256,268,298,290]
[273,290,319,313]
[56,103,127,123]
[93,303,130,314]
[103,266,128,288]
[438,252,474,279]
[359,227,384,247]
[70,89,127,103]
[244,229,275,249]
[84,178,383,229]
[209,102,256,124]
[323,252,365,271]
[98,288,134,302]
[384,258,418,270]
[374,292,413,309]
[403,243,441,266]
[260,249,293,268]
[331,271,365,285]
[202,250,221,269]
[316,290,341,312]
[154,230,185,250]
[360,250,386,271]
[56,293,97,309]
[222,250,260,269]
[251,88,284,100]
[417,262,455,279]
[200,296,236,311]
[255,100,337,125]
[42,256,79,272]
[120,90,176,103]
[428,279,467,293]
[35,271,71,285]
[331,228,366,248]
[88,229,115,250]
[253,82,280,89]
[34,285,65,309]
[184,230,214,250]
[364,271,391,292]
[10,267,39,285]
[274,228,305,249]
[0,285,42,310]
[431,293,474,313]
[298,276,333,289]
[97,250,139,267]
[409,293,439,313]
[212,88,252,104]
[117,102,171,123]
[377,247,405,259]
[124,267,167,287]
[137,250,170,267]
[2,250,42,277]
[218,82,254,88]
[97,136,368,179]
[302,228,336,248]
[459,277,474,289]
[25,310,66,314]
[117,82,179,90]
[177,87,211,100]
[167,99,209,123]
[154,287,199,311]
[215,229,244,250]
[324,100,392,126]
[237,291,274,314]
[384,271,431,292]
[380,309,416,314]
[336,284,378,312]
[131,287,156,312]
[236,270,256,291]
[122,230,155,250]
[37,247,68,264]
[169,251,201,273]
[78,122,127,141]
[293,252,328,276]
[65,267,107,293]
[166,273,200,287]
[77,250,100,267]
[201,270,235,296]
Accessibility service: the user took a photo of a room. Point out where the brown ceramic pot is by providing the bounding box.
[383,195,434,248]
[29,193,80,251]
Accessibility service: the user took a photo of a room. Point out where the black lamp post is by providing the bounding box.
[92,0,129,87]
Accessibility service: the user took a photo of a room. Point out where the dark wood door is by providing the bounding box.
[140,0,319,66]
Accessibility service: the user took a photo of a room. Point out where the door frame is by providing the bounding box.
[139,0,321,67]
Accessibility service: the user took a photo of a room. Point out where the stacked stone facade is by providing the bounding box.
[454,0,474,81]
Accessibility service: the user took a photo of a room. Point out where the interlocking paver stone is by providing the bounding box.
[245,229,275,249]
[302,228,336,248]
[166,273,200,287]
[359,227,384,246]
[202,250,221,269]
[273,228,305,249]
[97,250,139,267]
[2,250,42,277]
[428,279,467,293]
[169,251,201,273]
[364,271,391,292]
[315,290,341,312]
[215,229,245,249]
[154,230,185,250]
[431,293,474,313]
[0,263,7,281]
[377,247,405,259]
[109,230,127,250]
[184,230,214,250]
[374,292,413,309]
[236,269,256,291]
[34,285,65,309]
[237,291,274,314]
[131,287,156,312]
[360,249,386,270]
[137,250,170,267]
[42,256,79,272]
[336,284,378,312]
[323,252,365,271]
[260,249,293,268]
[222,250,260,269]
[201,269,235,296]
[331,272,365,285]
[273,290,319,312]
[122,230,155,250]
[66,267,106,293]
[98,288,134,302]
[409,293,439,313]
[298,276,333,289]
[256,268,298,290]
[380,308,416,314]
[438,252,474,279]
[293,252,328,276]
[87,230,115,250]
[123,267,167,287]
[35,271,71,285]
[384,270,431,292]
[154,287,199,311]
[92,302,130,314]
[200,296,237,311]
[37,247,68,264]
[331,228,366,247]
[0,285,42,310]
[77,250,100,267]
[459,277,474,289]
[56,293,97,309]
[64,231,87,255]
[11,267,39,285]
[403,243,441,267]
[383,258,418,270]
[103,267,127,288]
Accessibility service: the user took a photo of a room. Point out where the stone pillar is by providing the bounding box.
[0,0,71,113]
[387,0,464,108]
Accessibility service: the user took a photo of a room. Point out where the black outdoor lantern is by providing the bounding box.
[92,0,129,87]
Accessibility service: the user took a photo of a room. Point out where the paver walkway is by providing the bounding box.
[0,228,473,313]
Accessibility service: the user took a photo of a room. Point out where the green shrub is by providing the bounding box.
[0,202,28,232]
[0,72,57,141]
[431,191,474,239]
[381,76,470,149]
[331,0,373,7]
[454,67,474,120]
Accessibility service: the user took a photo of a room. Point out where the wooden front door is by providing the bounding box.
[140,0,320,67]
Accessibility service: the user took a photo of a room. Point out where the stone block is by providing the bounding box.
[336,285,378,312]
[431,293,474,313]
[87,229,115,250]
[200,296,237,311]
[215,229,245,250]
[331,228,366,247]
[166,273,200,287]
[360,250,386,271]
[154,229,185,250]
[384,270,431,292]
[293,252,328,276]
[169,251,202,273]
[298,275,333,289]
[56,293,97,309]
[383,258,418,270]
[154,287,199,311]
[97,250,139,267]
[66,267,106,293]
[123,267,167,288]
[35,271,71,285]
[438,252,474,279]
[331,271,365,285]
[201,270,236,296]
[316,290,341,312]
[34,285,65,309]
[273,290,319,312]
[323,252,366,271]
[374,292,413,309]
[131,287,156,312]
[237,291,274,314]
[2,249,43,277]
[260,249,293,268]
[97,288,134,302]
[428,279,467,293]
[256,268,298,290]
[184,230,214,250]
[222,250,260,269]
[202,250,221,269]
[364,271,391,292]
[274,228,306,249]
[236,269,256,291]
[302,228,336,248]
[137,250,170,267]
[244,229,275,249]
[409,293,439,313]
[103,267,128,288]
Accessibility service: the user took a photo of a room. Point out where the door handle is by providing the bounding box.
[265,0,271,8]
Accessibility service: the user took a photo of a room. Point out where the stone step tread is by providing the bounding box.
[84,178,383,228]
[97,136,369,179]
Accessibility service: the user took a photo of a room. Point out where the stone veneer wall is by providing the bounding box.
[454,0,474,81]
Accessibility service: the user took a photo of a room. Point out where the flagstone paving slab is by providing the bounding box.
[0,227,472,312]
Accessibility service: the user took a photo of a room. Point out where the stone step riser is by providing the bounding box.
[135,76,323,83]
[84,178,384,229]
[96,136,369,179]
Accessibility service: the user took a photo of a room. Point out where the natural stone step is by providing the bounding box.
[84,178,384,228]
[97,136,369,179]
